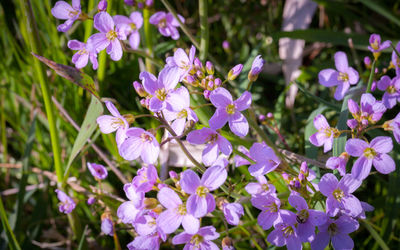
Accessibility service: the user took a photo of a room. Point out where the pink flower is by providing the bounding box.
[345,136,395,180]
[209,87,252,137]
[51,0,81,32]
[180,159,228,217]
[368,34,391,53]
[166,46,196,80]
[113,12,143,49]
[245,175,276,196]
[96,101,128,146]
[377,75,400,109]
[118,128,160,164]
[248,142,280,177]
[172,226,220,250]
[55,189,76,214]
[87,162,108,180]
[222,202,244,226]
[309,114,338,153]
[149,11,184,40]
[68,40,98,69]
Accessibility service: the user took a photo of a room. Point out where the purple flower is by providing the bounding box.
[87,197,96,205]
[55,189,76,214]
[96,101,128,146]
[245,175,276,196]
[234,145,252,167]
[140,67,184,112]
[117,183,144,224]
[87,162,108,180]
[134,211,159,236]
[383,112,400,143]
[222,40,230,51]
[248,55,265,82]
[101,218,113,236]
[348,93,386,126]
[51,0,81,32]
[132,165,159,192]
[248,142,280,177]
[318,51,359,100]
[186,127,232,166]
[311,215,359,250]
[309,114,338,153]
[67,40,98,69]
[149,12,184,40]
[113,12,143,49]
[346,136,395,180]
[391,42,400,75]
[209,87,252,137]
[319,173,362,217]
[377,75,400,109]
[97,0,107,11]
[288,193,327,242]
[267,210,302,250]
[127,233,162,250]
[368,33,391,53]
[162,87,198,136]
[251,194,286,230]
[227,64,243,80]
[357,201,374,220]
[172,226,220,250]
[119,128,160,164]
[166,46,196,80]
[156,187,199,234]
[87,12,126,61]
[325,152,349,176]
[222,202,244,226]
[180,159,228,217]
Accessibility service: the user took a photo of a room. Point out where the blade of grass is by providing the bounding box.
[0,197,21,250]
[361,220,390,250]
[199,0,209,61]
[77,225,88,250]
[295,81,341,111]
[359,0,400,28]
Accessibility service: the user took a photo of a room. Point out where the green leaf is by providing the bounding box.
[63,95,103,184]
[359,0,400,28]
[361,220,390,250]
[0,197,21,250]
[77,225,88,250]
[32,53,100,99]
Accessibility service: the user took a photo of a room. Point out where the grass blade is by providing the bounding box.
[0,197,21,250]
[296,81,341,111]
[359,0,400,28]
[361,220,390,250]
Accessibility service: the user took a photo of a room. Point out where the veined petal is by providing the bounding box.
[173,48,189,68]
[228,112,249,137]
[108,40,123,61]
[310,231,330,250]
[334,51,349,72]
[345,139,368,157]
[67,40,84,50]
[187,195,207,218]
[377,75,391,91]
[331,234,354,250]
[105,101,120,117]
[129,31,140,50]
[202,143,219,166]
[318,69,340,87]
[182,215,199,234]
[141,140,159,164]
[87,33,109,52]
[51,1,74,19]
[318,173,338,197]
[96,115,120,133]
[149,96,166,112]
[159,66,180,91]
[217,135,232,156]
[370,136,393,153]
[201,165,227,190]
[235,91,252,111]
[130,11,143,28]
[338,174,361,194]
[210,87,233,108]
[139,71,159,95]
[334,82,350,101]
[180,170,200,194]
[209,108,229,130]
[94,12,114,33]
[288,193,308,211]
[156,209,182,234]
[373,153,395,174]
[119,136,143,161]
[351,156,372,180]
[186,128,213,144]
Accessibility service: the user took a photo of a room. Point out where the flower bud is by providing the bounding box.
[267,112,274,119]
[207,80,214,90]
[347,119,358,129]
[298,172,306,182]
[228,64,243,80]
[169,170,178,180]
[222,237,234,250]
[347,99,359,114]
[200,79,207,89]
[214,78,222,87]
[98,0,108,11]
[194,57,203,71]
[196,70,205,79]
[371,81,377,92]
[258,114,266,121]
[101,217,113,236]
[248,55,264,82]
[206,61,214,75]
[361,119,369,127]
[222,40,230,52]
[140,98,149,109]
[133,81,147,97]
[87,196,96,205]
[203,90,211,100]
[282,172,290,181]
[186,75,196,85]
[294,180,301,189]
[300,162,309,175]
[364,56,371,68]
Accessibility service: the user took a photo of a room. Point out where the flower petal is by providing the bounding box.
[182,215,199,234]
[228,112,249,137]
[202,143,219,166]
[210,87,233,108]
[373,153,395,175]
[51,1,74,19]
[318,173,338,197]
[201,165,227,190]
[345,139,368,157]
[351,156,372,180]
[288,193,308,211]
[156,209,182,234]
[129,31,140,50]
[334,82,350,100]
[209,108,229,130]
[187,195,207,218]
[94,12,114,33]
[157,187,182,209]
[335,51,349,72]
[235,91,252,111]
[371,136,393,153]
[180,170,201,194]
[318,69,340,87]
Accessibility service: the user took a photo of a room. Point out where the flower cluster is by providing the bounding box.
[51,3,399,249]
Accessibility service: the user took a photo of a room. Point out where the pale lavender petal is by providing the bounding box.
[335,51,349,72]
[140,138,159,164]
[318,69,340,87]
[105,101,120,117]
[186,128,213,144]
[166,90,187,112]
[217,135,232,156]
[157,187,182,209]
[370,136,393,153]
[331,234,354,250]
[206,193,216,213]
[318,173,338,197]
[351,156,372,180]
[149,96,166,112]
[96,115,119,133]
[130,11,143,28]
[67,40,84,50]
[310,231,330,250]
[309,132,327,147]
[182,215,199,234]
[173,48,189,68]
[202,143,219,166]
[156,209,182,234]
[378,75,391,91]
[129,31,140,49]
[180,170,201,194]
[341,195,362,217]
[258,211,277,230]
[71,0,80,9]
[308,210,327,226]
[223,203,244,225]
[108,40,123,61]
[297,222,315,243]
[198,226,219,240]
[345,139,368,156]
[87,33,109,52]
[171,119,186,136]
[346,67,359,85]
[172,232,192,245]
[139,71,159,95]
[119,136,143,161]
[228,112,249,137]
[57,19,75,32]
[201,165,227,190]
[382,92,398,109]
[113,15,131,25]
[209,108,229,130]
[187,195,207,218]
[159,66,180,91]
[338,174,361,194]
[267,228,285,247]
[234,91,252,111]
[373,153,395,174]
[288,193,308,211]
[210,87,233,108]
[334,82,350,100]
[51,1,74,19]
[94,12,114,33]
[314,114,330,130]
[149,12,166,25]
[116,127,127,146]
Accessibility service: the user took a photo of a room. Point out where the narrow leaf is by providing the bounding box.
[0,197,21,250]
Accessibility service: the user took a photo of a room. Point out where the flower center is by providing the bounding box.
[155,88,167,101]
[130,22,137,30]
[363,147,377,159]
[158,18,167,28]
[337,72,349,82]
[190,234,204,246]
[111,118,125,129]
[282,225,295,238]
[332,188,344,202]
[195,186,209,198]
[177,109,188,119]
[371,40,379,50]
[263,202,278,213]
[140,132,153,142]
[296,209,309,224]
[78,48,88,55]
[387,85,397,94]
[261,184,269,192]
[226,104,236,115]
[207,133,218,144]
[323,127,340,138]
[328,223,338,236]
[177,204,187,215]
[68,10,79,18]
[106,30,118,41]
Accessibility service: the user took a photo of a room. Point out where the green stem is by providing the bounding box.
[19,0,63,183]
[124,47,164,68]
[366,60,376,93]
[143,8,155,73]
[199,0,209,61]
